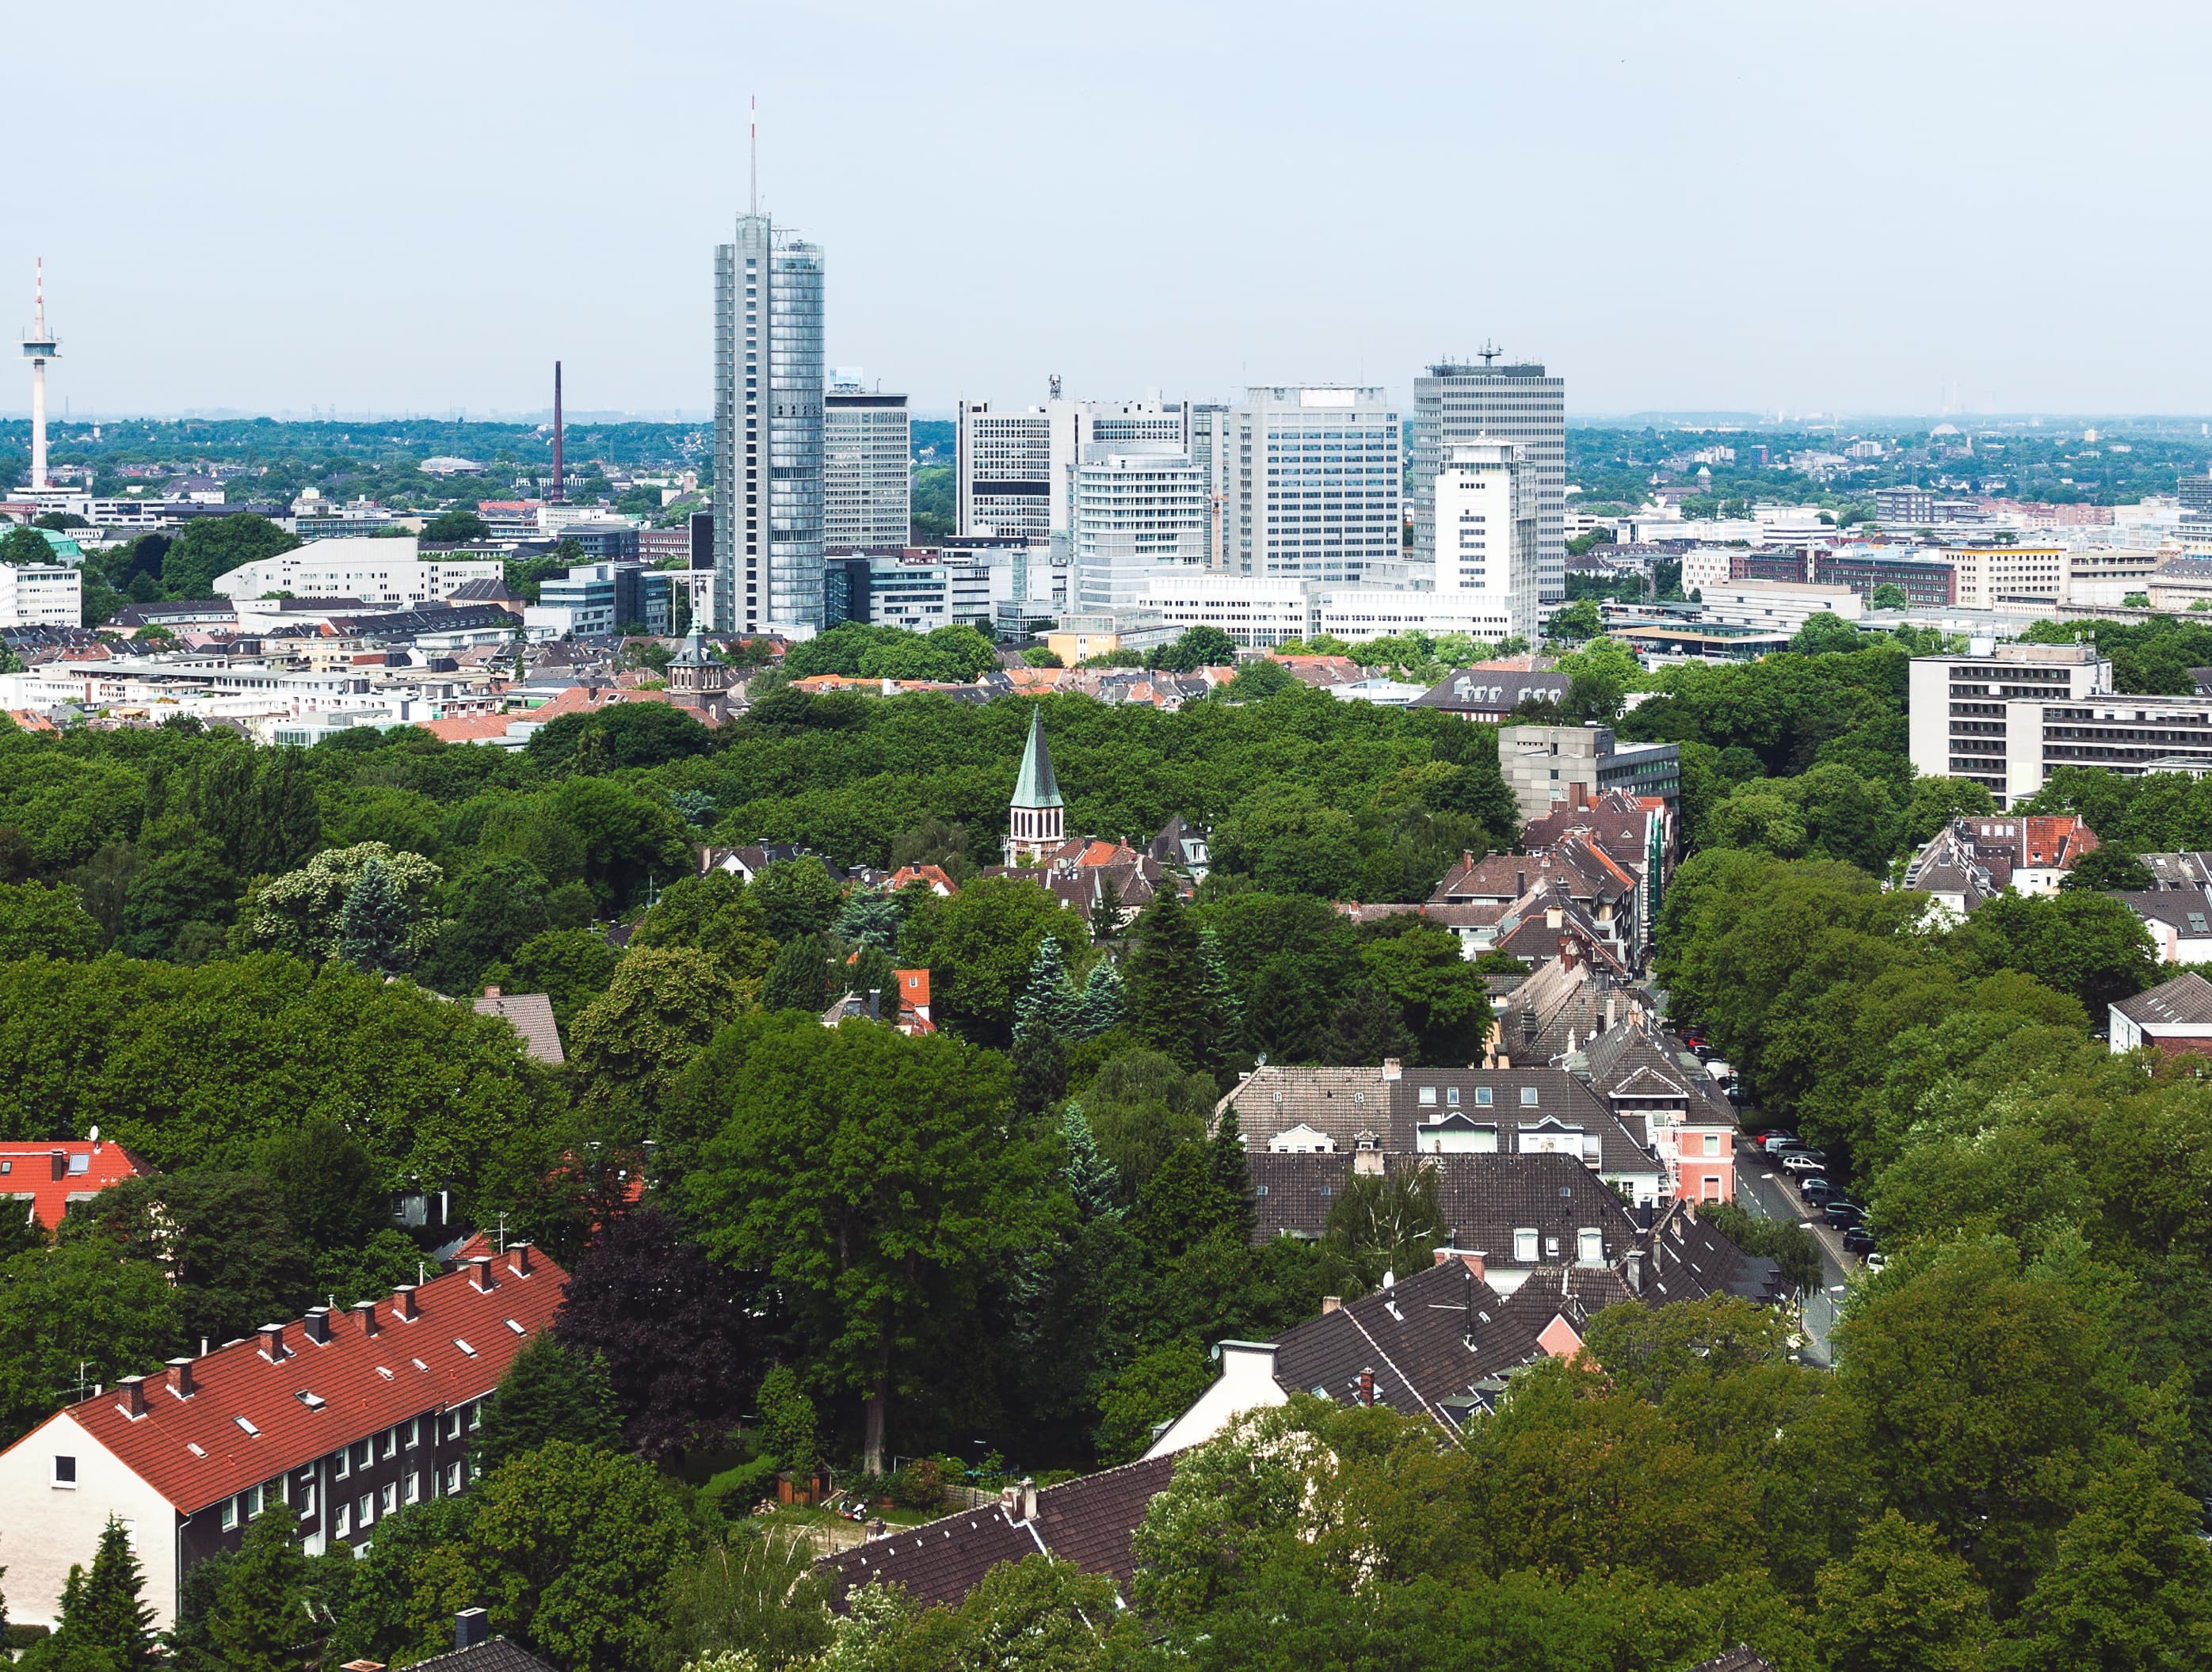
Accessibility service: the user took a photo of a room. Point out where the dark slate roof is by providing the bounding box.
[819,1455,1177,1610]
[1575,1019,1736,1127]
[1272,1256,1535,1426]
[406,1641,559,1672]
[1412,668,1569,714]
[1642,1204,1791,1308]
[1393,1068,1659,1179]
[2117,890,2212,935]
[1248,1151,1641,1263]
[1684,1649,1779,1672]
[2112,969,2212,1027]
[1221,1067,1399,1152]
[2138,851,2212,890]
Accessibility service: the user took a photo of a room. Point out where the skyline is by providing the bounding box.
[6,2,2210,418]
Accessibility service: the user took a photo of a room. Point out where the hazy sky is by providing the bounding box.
[9,1,2207,420]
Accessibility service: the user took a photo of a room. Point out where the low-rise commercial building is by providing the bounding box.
[1696,578,1862,635]
[212,539,502,608]
[0,559,81,628]
[1498,724,1679,825]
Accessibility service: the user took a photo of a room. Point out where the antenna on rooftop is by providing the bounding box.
[749,93,758,218]
[1478,341,1502,367]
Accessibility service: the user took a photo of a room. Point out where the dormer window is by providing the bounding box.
[1475,1087,1493,1106]
[1419,1087,1437,1106]
[1447,1087,1460,1106]
[1521,1087,1540,1106]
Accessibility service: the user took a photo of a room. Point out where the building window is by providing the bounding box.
[379,1483,397,1516]
[405,1418,421,1449]
[1703,1133,1720,1156]
[379,1428,397,1461]
[334,1449,350,1480]
[357,1493,374,1529]
[1446,1087,1460,1106]
[404,1472,421,1506]
[1475,1087,1493,1106]
[51,1455,75,1488]
[1521,1087,1539,1106]
[333,1503,350,1538]
[1418,1087,1436,1106]
[1577,1228,1604,1265]
[1513,1228,1538,1262]
[220,1498,237,1529]
[445,1462,464,1496]
[246,1484,264,1518]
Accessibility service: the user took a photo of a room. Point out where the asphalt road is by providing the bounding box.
[1735,1141,1857,1366]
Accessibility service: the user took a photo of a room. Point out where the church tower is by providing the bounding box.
[1005,707,1065,865]
[666,624,735,724]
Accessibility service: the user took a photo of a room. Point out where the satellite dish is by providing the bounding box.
[87,1125,99,1143]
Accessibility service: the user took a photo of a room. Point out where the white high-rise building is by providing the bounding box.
[1433,441,1542,642]
[1219,387,1402,586]
[714,206,825,635]
[957,395,1188,542]
[1413,356,1566,606]
[1188,403,1233,570]
[0,552,79,628]
[823,374,910,553]
[1073,444,1207,613]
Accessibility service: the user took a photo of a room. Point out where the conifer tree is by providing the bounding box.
[204,1508,315,1672]
[35,1516,156,1672]
[1124,893,1226,1074]
[472,1332,624,1475]
[1013,936,1081,1044]
[1207,1106,1257,1245]
[1200,924,1244,1043]
[1060,1106,1123,1222]
[336,858,411,976]
[1076,959,1123,1039]
[1089,874,1124,944]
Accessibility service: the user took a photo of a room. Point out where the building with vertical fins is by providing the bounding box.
[713,122,826,638]
[1005,707,1066,865]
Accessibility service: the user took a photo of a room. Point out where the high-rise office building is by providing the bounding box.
[1220,387,1402,586]
[1432,441,1541,642]
[714,212,824,634]
[956,395,1188,542]
[1413,356,1565,608]
[823,371,910,552]
[1072,444,1207,613]
[1188,402,1232,570]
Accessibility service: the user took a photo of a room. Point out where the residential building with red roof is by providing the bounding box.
[0,1242,564,1629]
[0,1139,154,1229]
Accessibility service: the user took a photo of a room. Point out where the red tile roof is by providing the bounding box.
[0,1141,154,1229]
[50,1246,566,1514]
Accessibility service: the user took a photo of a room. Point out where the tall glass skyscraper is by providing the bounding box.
[714,215,824,634]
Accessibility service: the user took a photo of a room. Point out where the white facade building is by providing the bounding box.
[1138,573,1313,647]
[823,385,910,552]
[1311,588,1516,645]
[209,539,502,607]
[1697,578,1863,635]
[0,560,81,628]
[1221,387,1402,586]
[1943,543,2066,608]
[1072,444,1207,613]
[956,397,1188,543]
[1432,440,1543,642]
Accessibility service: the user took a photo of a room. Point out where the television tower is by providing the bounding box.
[21,260,59,492]
[550,360,564,504]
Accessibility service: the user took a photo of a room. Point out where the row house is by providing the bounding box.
[0,1243,563,1630]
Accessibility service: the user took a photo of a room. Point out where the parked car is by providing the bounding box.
[1865,1252,1888,1274]
[1780,1153,1826,1175]
[1762,1135,1806,1156]
[1798,1176,1840,1202]
[1842,1226,1877,1255]
[1823,1201,1866,1228]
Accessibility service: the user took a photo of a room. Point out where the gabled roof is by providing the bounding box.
[1247,1151,1642,1258]
[1011,707,1063,809]
[1411,668,1569,714]
[2113,970,2212,1028]
[819,1454,1177,1609]
[36,1245,565,1515]
[0,1141,154,1229]
[472,990,564,1065]
[2116,890,2212,935]
[1685,1651,1779,1672]
[406,1641,560,1672]
[1642,1203,1791,1307]
[1220,1066,1398,1152]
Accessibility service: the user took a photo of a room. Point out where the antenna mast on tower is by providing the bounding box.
[749,94,758,218]
[21,259,60,493]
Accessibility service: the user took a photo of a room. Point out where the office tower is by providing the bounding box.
[1413,354,1566,607]
[1432,441,1541,642]
[21,260,58,493]
[957,394,1188,541]
[714,194,825,634]
[1188,403,1232,570]
[823,371,910,552]
[1220,387,1402,585]
[1072,444,1207,612]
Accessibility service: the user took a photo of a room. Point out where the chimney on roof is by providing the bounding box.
[50,1149,65,1181]
[258,1323,288,1361]
[168,1357,195,1398]
[303,1307,331,1346]
[1321,1296,1341,1314]
[1381,1057,1402,1081]
[484,985,501,999]
[867,988,880,1022]
[394,1285,419,1321]
[1624,1247,1645,1293]
[117,1374,146,1418]
[1019,1476,1038,1521]
[354,1299,380,1336]
[1516,870,1527,896]
[468,1255,495,1293]
[455,1609,490,1652]
[1358,1368,1375,1407]
[507,1240,532,1278]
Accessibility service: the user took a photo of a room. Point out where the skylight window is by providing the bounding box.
[296,1392,325,1410]
[376,1366,393,1381]
[412,1358,429,1372]
[455,1339,477,1358]
[186,1442,205,1457]
[235,1416,260,1437]
[504,1320,525,1336]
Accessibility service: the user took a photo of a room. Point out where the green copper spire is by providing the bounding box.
[1011,707,1063,809]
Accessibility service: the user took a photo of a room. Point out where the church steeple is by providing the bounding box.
[1005,707,1065,864]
